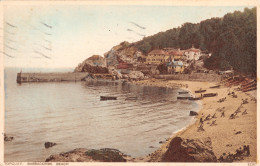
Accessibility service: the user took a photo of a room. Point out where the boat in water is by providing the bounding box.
[125,96,138,100]
[100,96,117,100]
[178,91,189,94]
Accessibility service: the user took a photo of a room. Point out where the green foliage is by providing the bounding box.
[157,63,168,74]
[134,7,256,75]
[138,41,152,53]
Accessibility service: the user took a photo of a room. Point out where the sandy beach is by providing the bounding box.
[136,80,257,162]
[133,79,257,162]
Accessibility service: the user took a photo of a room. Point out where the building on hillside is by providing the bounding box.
[166,60,185,74]
[184,45,201,61]
[146,49,169,65]
[116,57,133,74]
[167,49,184,61]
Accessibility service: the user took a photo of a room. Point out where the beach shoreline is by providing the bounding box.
[25,78,256,162]
[132,79,257,162]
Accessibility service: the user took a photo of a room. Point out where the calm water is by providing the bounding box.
[4,68,199,162]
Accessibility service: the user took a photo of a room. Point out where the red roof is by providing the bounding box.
[117,63,129,69]
[168,50,183,56]
[148,49,166,55]
[185,48,201,52]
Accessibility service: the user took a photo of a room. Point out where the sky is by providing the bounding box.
[1,4,253,69]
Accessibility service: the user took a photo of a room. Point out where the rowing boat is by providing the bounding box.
[100,96,117,100]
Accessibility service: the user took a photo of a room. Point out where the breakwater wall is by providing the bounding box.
[154,73,222,82]
[17,72,90,83]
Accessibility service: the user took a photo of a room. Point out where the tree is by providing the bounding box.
[134,7,256,75]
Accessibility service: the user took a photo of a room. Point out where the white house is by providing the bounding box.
[184,45,201,61]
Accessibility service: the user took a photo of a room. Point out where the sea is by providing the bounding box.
[4,67,200,162]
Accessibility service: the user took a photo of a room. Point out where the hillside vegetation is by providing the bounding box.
[134,7,256,75]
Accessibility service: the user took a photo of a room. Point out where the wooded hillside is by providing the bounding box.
[134,7,256,75]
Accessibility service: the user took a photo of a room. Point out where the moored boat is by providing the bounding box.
[210,85,220,88]
[178,91,189,94]
[195,89,206,93]
[100,96,117,100]
[188,97,203,100]
[242,87,257,92]
[203,93,218,97]
[125,96,138,100]
[177,96,190,100]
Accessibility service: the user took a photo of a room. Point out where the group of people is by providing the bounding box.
[229,99,249,119]
[197,112,218,132]
[218,97,226,103]
[228,91,237,98]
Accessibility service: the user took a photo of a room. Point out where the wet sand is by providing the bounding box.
[134,79,257,162]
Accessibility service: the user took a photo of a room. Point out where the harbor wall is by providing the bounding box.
[17,72,90,83]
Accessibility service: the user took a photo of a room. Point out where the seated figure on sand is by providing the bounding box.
[197,124,205,132]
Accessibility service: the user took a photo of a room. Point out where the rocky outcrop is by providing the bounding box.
[104,41,145,67]
[4,134,14,142]
[75,42,146,75]
[189,111,198,116]
[128,71,145,80]
[78,63,108,74]
[161,137,217,162]
[45,148,128,162]
[74,55,107,73]
[44,142,57,148]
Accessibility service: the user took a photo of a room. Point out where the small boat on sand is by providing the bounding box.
[178,91,189,94]
[125,96,138,100]
[195,89,206,93]
[177,96,190,100]
[100,96,117,100]
[203,93,218,97]
[188,97,203,100]
[210,85,220,88]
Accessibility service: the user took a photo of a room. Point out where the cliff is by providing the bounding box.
[104,41,144,67]
[74,55,108,73]
[75,42,145,73]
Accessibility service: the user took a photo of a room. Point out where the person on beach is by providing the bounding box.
[245,145,250,156]
[221,111,225,117]
[242,109,248,115]
[210,120,217,126]
[197,123,205,132]
[200,117,203,124]
[205,114,211,121]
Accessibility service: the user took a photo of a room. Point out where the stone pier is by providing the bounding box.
[16,72,90,83]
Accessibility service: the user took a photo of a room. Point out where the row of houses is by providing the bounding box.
[146,46,203,65]
[145,46,212,73]
[108,45,210,75]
